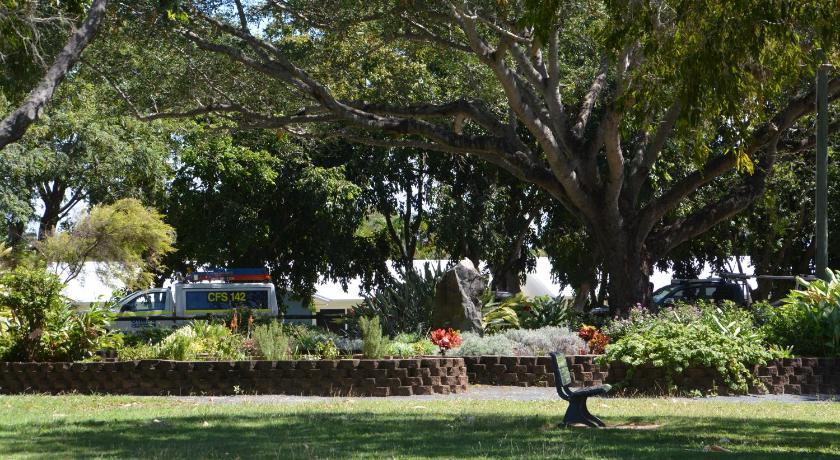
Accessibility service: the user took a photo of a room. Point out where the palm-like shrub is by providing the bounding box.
[764,271,840,357]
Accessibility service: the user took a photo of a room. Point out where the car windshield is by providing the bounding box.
[651,286,677,303]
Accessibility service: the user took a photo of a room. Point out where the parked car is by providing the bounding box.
[651,278,749,308]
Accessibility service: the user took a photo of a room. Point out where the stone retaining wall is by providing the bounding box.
[464,355,840,395]
[0,358,467,397]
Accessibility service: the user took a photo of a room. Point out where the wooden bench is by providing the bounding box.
[549,352,611,427]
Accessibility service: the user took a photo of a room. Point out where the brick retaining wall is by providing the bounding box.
[464,355,840,395]
[3,356,837,396]
[462,356,608,388]
[0,358,467,397]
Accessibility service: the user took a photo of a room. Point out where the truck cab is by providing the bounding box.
[112,268,279,331]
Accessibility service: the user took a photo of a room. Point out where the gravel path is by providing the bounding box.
[174,385,839,405]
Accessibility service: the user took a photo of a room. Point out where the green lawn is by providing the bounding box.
[0,395,838,459]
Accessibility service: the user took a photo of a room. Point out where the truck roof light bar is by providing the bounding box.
[187,268,271,283]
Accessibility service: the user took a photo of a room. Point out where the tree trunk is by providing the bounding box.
[490,265,521,293]
[6,221,25,246]
[38,199,62,240]
[599,232,651,316]
[572,281,591,311]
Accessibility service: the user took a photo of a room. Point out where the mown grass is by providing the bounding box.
[0,395,838,459]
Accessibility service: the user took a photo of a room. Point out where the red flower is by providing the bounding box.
[578,325,609,354]
[578,325,596,341]
[431,328,462,354]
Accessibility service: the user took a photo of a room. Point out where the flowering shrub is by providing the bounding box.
[602,302,770,394]
[578,325,609,354]
[430,328,462,355]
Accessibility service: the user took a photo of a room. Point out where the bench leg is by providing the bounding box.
[581,399,606,427]
[563,398,598,428]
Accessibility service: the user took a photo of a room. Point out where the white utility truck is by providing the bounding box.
[111,268,279,331]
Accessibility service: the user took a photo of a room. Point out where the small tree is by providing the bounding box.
[38,198,175,289]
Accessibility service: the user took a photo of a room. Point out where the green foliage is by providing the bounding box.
[765,272,840,357]
[314,339,340,360]
[0,266,116,361]
[251,321,290,360]
[117,322,246,361]
[121,327,173,348]
[449,331,517,357]
[358,316,388,359]
[480,292,522,334]
[38,199,176,289]
[386,333,436,357]
[163,129,378,299]
[1,77,173,232]
[602,302,771,394]
[519,295,577,329]
[281,324,340,355]
[604,0,839,134]
[353,263,443,336]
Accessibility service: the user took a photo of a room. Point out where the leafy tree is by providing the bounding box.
[341,143,435,272]
[38,198,176,289]
[163,127,383,298]
[1,78,173,241]
[429,158,548,293]
[93,1,840,312]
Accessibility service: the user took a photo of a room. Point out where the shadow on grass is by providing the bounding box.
[0,410,838,459]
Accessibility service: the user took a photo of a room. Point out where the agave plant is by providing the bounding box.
[352,262,444,337]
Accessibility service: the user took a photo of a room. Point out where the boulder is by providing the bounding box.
[431,263,486,333]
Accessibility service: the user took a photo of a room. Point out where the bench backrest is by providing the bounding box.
[549,352,573,399]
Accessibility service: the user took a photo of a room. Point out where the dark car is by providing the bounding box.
[651,279,749,308]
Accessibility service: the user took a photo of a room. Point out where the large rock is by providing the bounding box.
[431,262,486,333]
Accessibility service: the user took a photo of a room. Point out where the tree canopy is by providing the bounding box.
[84,0,839,310]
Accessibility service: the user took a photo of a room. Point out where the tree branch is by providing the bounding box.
[0,0,108,150]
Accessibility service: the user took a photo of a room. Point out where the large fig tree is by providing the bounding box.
[95,1,839,311]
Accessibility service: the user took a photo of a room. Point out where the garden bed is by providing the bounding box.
[0,357,468,397]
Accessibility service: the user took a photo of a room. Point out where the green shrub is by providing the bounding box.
[449,332,517,356]
[602,302,771,394]
[119,322,246,361]
[502,326,587,356]
[450,326,585,356]
[0,267,117,361]
[386,337,436,357]
[116,342,158,360]
[158,328,196,361]
[519,296,577,329]
[282,324,340,354]
[359,316,389,359]
[315,339,340,359]
[252,321,290,360]
[122,327,173,347]
[761,272,840,357]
